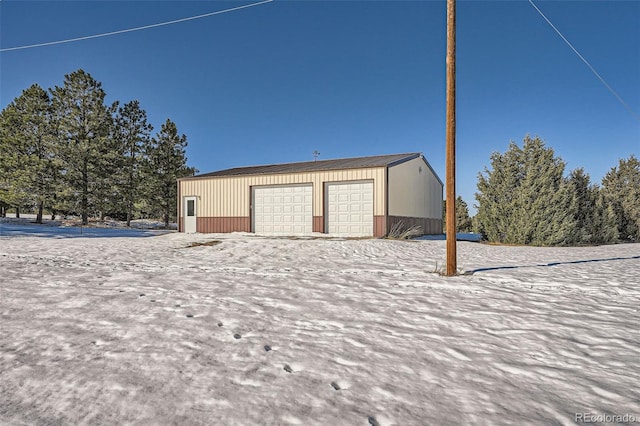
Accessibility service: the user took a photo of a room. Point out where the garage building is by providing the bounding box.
[178,153,443,237]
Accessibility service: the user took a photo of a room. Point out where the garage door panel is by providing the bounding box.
[327,181,374,237]
[254,185,312,235]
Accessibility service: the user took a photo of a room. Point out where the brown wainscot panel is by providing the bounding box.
[374,216,386,238]
[196,217,250,233]
[313,216,324,233]
[387,216,443,236]
[432,218,444,234]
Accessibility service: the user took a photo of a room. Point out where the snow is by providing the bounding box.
[0,214,174,238]
[1,227,639,424]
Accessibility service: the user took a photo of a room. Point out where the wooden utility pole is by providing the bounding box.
[445,0,457,276]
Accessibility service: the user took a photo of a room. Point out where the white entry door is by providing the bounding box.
[184,196,197,233]
[326,181,374,237]
[253,185,313,235]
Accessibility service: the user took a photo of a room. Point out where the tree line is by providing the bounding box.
[0,69,196,227]
[448,135,639,245]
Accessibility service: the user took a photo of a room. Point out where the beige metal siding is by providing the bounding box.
[179,167,386,218]
[388,156,443,219]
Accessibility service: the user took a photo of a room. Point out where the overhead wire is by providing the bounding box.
[3,0,637,122]
[0,0,273,52]
[528,0,640,122]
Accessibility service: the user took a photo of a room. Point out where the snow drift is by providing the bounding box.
[1,231,638,424]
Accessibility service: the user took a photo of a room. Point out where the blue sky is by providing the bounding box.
[1,0,638,214]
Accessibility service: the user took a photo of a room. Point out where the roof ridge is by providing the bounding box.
[224,152,419,170]
[188,152,422,179]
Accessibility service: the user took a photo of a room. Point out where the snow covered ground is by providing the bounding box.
[1,228,639,425]
[0,214,174,238]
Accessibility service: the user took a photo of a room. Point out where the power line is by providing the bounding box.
[528,0,640,122]
[0,0,273,52]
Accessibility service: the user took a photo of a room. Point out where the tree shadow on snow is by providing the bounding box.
[0,223,171,238]
[470,255,640,274]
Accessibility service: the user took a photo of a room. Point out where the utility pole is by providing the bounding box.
[445,0,457,276]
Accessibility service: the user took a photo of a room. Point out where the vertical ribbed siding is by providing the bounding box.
[179,167,386,219]
[197,217,250,233]
[386,216,443,235]
[177,181,182,232]
[313,216,324,233]
[388,156,443,219]
[374,216,386,237]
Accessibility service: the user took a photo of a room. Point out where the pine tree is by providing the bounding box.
[0,84,59,223]
[475,135,577,245]
[456,196,473,233]
[592,188,619,244]
[567,168,595,244]
[475,141,524,243]
[145,119,196,228]
[601,155,640,241]
[443,196,473,233]
[3,71,199,227]
[113,100,153,226]
[50,69,115,225]
[518,137,576,245]
[92,119,123,221]
[0,104,28,212]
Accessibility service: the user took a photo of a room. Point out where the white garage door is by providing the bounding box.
[326,181,374,237]
[253,185,313,235]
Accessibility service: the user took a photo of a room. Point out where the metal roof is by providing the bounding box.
[189,153,423,178]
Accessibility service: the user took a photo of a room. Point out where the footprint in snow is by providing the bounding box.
[217,322,223,327]
[330,382,340,390]
[186,314,194,318]
[368,416,380,426]
[264,345,272,352]
[283,364,293,373]
[233,333,242,339]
